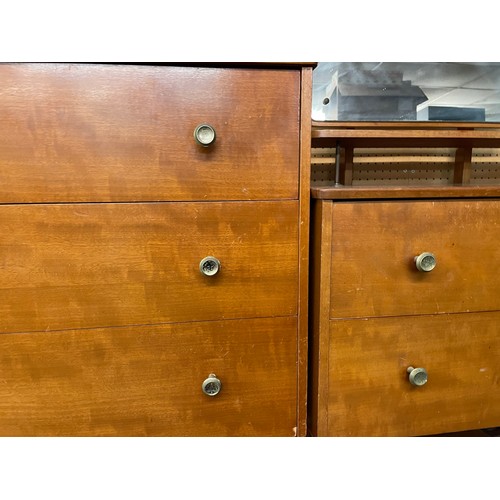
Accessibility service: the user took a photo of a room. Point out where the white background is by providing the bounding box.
[0,3,497,497]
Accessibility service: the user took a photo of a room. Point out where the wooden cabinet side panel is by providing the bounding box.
[308,200,333,436]
[297,66,312,436]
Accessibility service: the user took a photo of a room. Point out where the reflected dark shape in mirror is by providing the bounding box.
[313,62,500,122]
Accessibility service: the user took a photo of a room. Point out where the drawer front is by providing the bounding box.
[330,200,500,318]
[326,313,500,436]
[0,317,298,436]
[0,201,298,333]
[0,64,300,202]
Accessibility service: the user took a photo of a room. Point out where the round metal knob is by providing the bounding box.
[194,124,216,147]
[414,252,436,272]
[199,256,221,276]
[407,366,428,387]
[202,374,222,397]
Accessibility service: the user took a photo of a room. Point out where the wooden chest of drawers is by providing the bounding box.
[309,122,500,436]
[310,190,500,436]
[0,63,313,436]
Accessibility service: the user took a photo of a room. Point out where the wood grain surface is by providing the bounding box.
[325,313,500,436]
[296,66,313,436]
[329,199,500,318]
[0,62,309,437]
[0,316,298,436]
[0,64,300,202]
[308,200,333,437]
[311,185,500,199]
[0,201,298,333]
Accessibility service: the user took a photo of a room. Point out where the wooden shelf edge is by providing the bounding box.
[312,120,500,130]
[311,123,500,149]
[311,185,500,200]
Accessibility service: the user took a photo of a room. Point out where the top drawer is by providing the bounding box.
[0,64,300,202]
[329,199,500,318]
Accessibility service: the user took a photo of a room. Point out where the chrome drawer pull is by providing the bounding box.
[202,374,222,397]
[407,366,428,387]
[199,256,221,276]
[194,123,216,146]
[414,252,436,272]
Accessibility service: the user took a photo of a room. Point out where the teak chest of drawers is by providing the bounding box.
[309,124,500,436]
[0,63,313,436]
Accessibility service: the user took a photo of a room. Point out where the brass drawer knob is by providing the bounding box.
[407,366,428,387]
[194,123,216,146]
[202,373,222,397]
[199,256,221,276]
[414,252,436,272]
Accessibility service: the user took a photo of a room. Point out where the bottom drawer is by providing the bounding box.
[0,317,298,436]
[325,312,500,436]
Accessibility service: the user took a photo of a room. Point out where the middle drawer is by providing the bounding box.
[0,201,298,333]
